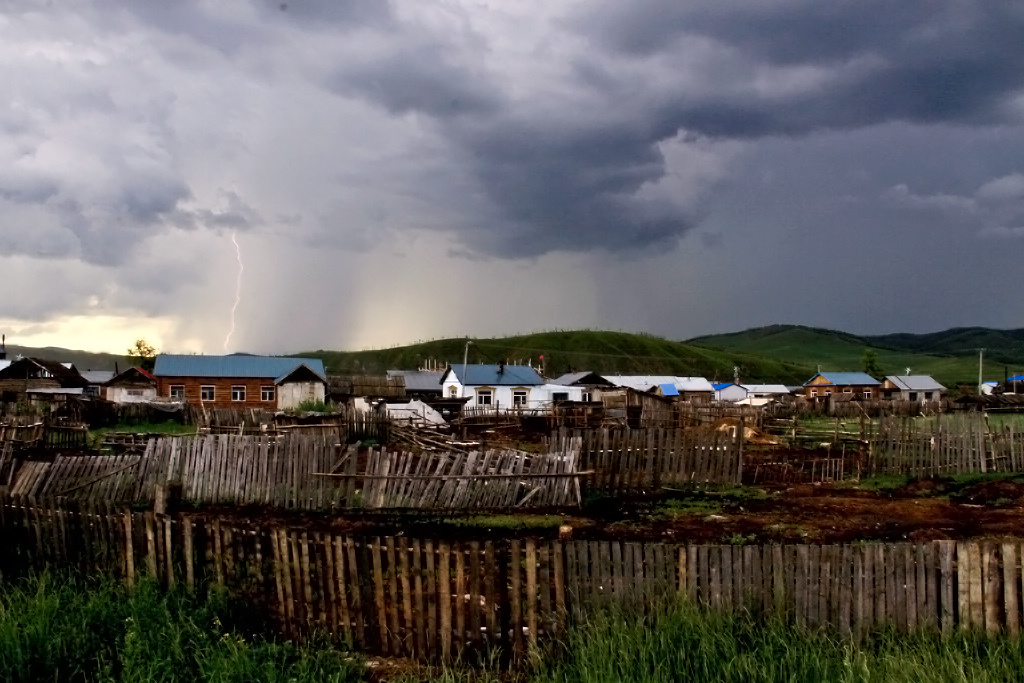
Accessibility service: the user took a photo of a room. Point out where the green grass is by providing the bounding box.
[442,514,570,531]
[527,602,1024,683]
[90,421,198,449]
[0,572,365,683]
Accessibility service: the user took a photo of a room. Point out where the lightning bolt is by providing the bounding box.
[223,231,244,351]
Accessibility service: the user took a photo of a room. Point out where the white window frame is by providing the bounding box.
[863,389,872,399]
[200,385,215,402]
[231,385,246,402]
[512,389,528,408]
[476,388,493,406]
[170,385,184,399]
[449,386,459,398]
[261,386,275,402]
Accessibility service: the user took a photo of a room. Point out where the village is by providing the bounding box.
[2,333,1024,667]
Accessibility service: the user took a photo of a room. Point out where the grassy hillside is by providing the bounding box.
[300,330,815,384]
[2,345,123,372]
[11,325,1019,389]
[688,324,1007,388]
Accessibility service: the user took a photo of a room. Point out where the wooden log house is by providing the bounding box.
[152,354,327,410]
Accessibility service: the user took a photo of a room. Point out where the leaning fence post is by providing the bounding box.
[123,510,135,588]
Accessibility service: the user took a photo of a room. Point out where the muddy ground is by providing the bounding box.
[191,475,1024,546]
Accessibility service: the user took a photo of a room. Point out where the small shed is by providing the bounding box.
[104,367,157,403]
[882,375,946,402]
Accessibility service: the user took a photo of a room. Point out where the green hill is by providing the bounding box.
[10,325,1020,390]
[299,330,814,384]
[687,324,1010,388]
[2,345,123,372]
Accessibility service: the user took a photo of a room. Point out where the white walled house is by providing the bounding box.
[714,382,748,402]
[441,364,576,412]
[104,367,158,403]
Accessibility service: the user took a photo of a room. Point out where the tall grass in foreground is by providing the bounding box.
[530,602,1024,683]
[0,572,365,683]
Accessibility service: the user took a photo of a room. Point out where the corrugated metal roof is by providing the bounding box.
[446,364,544,386]
[153,354,326,382]
[551,372,591,385]
[805,372,880,386]
[885,375,946,392]
[80,370,115,384]
[604,375,715,393]
[387,370,443,392]
[660,383,679,396]
[743,384,791,395]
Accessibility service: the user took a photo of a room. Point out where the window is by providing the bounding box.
[448,386,459,398]
[863,389,872,399]
[810,389,818,397]
[552,392,569,402]
[924,392,933,401]
[476,389,493,406]
[261,386,275,402]
[170,385,184,399]
[232,385,246,402]
[581,390,593,402]
[200,385,215,401]
[824,389,832,396]
[843,388,852,394]
[512,389,528,407]
[909,392,918,402]
[127,389,144,397]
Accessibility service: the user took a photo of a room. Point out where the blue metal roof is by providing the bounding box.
[153,354,326,383]
[804,372,880,386]
[446,364,544,386]
[660,383,679,396]
[1008,375,1024,382]
[712,382,735,391]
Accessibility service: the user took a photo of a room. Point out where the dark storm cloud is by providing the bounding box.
[577,0,1024,131]
[328,1,1024,258]
[327,44,500,117]
[449,120,694,256]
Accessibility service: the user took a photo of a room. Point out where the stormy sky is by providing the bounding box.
[2,1,1024,355]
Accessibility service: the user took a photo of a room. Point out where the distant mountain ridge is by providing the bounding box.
[5,325,1021,388]
[687,324,1023,387]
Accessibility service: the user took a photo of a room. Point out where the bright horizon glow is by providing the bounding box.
[0,315,194,355]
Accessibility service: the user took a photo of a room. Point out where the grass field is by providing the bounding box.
[0,572,364,683]
[7,570,1024,682]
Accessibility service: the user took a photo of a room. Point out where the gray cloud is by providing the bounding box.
[321,1,1024,259]
[4,1,1024,353]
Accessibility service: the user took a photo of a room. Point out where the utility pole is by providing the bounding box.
[462,339,473,399]
[978,348,984,396]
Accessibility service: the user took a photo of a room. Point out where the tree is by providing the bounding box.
[127,338,157,372]
[861,348,881,378]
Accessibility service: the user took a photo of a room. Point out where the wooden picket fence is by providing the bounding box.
[550,427,743,491]
[4,434,583,511]
[325,440,583,509]
[866,414,1024,477]
[2,498,1024,661]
